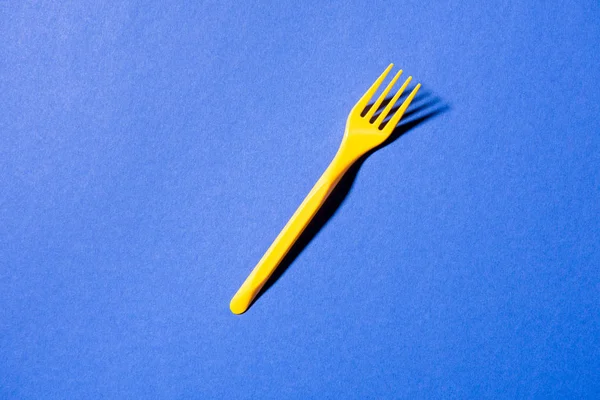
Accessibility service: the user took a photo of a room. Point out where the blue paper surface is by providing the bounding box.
[1,1,599,398]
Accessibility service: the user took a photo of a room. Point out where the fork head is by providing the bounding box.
[343,64,421,155]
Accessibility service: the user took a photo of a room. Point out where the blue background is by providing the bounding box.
[1,1,599,398]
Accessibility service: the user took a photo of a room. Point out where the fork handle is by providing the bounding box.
[230,149,355,314]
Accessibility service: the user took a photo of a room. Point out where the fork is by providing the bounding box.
[230,64,421,314]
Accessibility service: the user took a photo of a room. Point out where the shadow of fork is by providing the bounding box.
[252,89,450,307]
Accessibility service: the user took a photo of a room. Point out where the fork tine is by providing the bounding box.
[365,70,403,120]
[383,83,422,130]
[355,64,394,112]
[374,76,412,126]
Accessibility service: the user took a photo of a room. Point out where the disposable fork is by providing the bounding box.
[231,64,421,314]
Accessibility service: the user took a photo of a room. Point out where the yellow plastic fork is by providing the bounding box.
[230,64,421,314]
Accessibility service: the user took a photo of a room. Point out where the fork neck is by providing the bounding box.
[335,134,372,165]
[321,140,366,185]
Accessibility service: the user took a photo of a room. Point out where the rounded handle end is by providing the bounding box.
[230,289,253,315]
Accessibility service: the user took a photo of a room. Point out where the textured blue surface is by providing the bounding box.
[1,1,599,398]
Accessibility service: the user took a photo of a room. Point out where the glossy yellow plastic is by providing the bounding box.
[230,64,421,314]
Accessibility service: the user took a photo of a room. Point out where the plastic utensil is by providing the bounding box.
[230,64,421,314]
